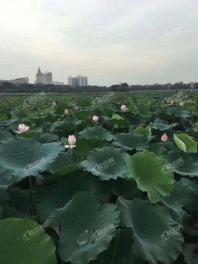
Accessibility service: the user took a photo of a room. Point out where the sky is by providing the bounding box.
[0,0,198,86]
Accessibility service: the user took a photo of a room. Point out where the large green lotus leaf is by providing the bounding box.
[111,178,141,200]
[167,107,192,119]
[48,151,81,177]
[162,179,198,221]
[149,142,176,155]
[2,188,34,218]
[151,118,172,131]
[0,186,6,203]
[92,229,146,264]
[75,138,105,158]
[133,126,153,141]
[51,119,82,135]
[1,205,35,219]
[75,110,92,120]
[175,154,198,177]
[81,147,127,180]
[0,113,8,122]
[111,114,124,121]
[17,130,43,141]
[164,150,198,177]
[191,121,198,132]
[137,104,152,118]
[184,244,198,264]
[41,121,53,133]
[0,186,6,218]
[184,226,198,237]
[0,119,18,131]
[38,133,59,143]
[174,133,197,153]
[53,192,120,264]
[0,138,63,187]
[124,151,174,203]
[36,173,111,223]
[0,130,13,142]
[0,218,56,264]
[118,198,183,264]
[110,114,130,129]
[162,178,197,210]
[180,179,198,219]
[114,133,148,151]
[79,126,114,141]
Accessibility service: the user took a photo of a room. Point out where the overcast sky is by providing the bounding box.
[0,0,198,85]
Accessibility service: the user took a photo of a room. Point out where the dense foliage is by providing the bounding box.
[0,91,198,264]
[0,81,198,94]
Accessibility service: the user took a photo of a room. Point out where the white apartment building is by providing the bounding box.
[36,68,53,85]
[68,75,88,87]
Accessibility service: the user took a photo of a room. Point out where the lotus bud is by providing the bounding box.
[64,108,69,115]
[121,104,128,112]
[68,135,76,146]
[92,115,99,123]
[180,101,184,107]
[161,133,169,143]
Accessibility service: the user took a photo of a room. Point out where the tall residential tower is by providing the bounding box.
[36,68,53,84]
[68,75,88,87]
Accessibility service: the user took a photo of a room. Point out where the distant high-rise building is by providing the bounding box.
[190,82,194,89]
[11,77,29,84]
[36,68,53,84]
[68,75,88,87]
[0,77,29,84]
[68,76,78,87]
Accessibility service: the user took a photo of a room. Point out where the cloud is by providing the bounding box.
[0,0,198,85]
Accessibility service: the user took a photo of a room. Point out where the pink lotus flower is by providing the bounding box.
[65,135,77,149]
[64,108,69,115]
[92,115,99,123]
[161,133,169,143]
[17,124,30,134]
[121,104,128,112]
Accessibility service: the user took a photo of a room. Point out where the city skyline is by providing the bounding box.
[34,67,89,86]
[0,0,198,85]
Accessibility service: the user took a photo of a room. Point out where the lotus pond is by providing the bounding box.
[0,91,198,264]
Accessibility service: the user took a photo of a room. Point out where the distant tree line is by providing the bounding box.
[0,81,197,94]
